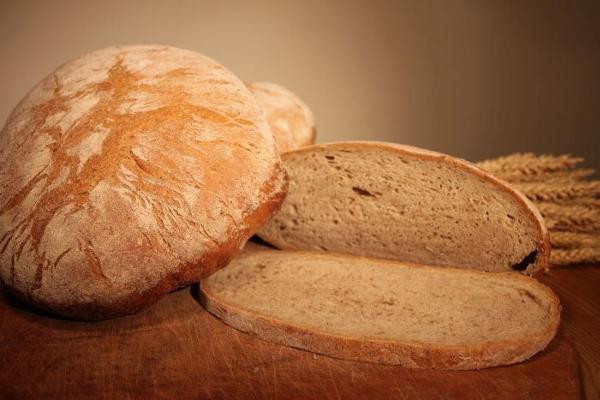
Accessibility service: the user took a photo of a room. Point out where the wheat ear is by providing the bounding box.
[550,231,599,248]
[489,168,595,183]
[513,181,600,201]
[550,247,600,266]
[537,202,600,232]
[477,153,583,176]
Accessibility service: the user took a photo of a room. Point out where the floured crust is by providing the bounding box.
[258,141,550,275]
[246,81,315,152]
[0,45,288,320]
[200,250,561,370]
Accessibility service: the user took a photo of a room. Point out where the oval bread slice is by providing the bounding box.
[200,250,561,370]
[257,142,549,274]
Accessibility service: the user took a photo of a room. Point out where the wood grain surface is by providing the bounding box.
[1,265,596,400]
[539,265,600,399]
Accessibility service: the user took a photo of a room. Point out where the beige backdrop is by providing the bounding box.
[1,0,599,169]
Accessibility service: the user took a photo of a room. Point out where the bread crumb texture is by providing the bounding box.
[201,250,560,369]
[258,142,548,274]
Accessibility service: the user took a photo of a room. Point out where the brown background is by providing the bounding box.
[1,0,599,169]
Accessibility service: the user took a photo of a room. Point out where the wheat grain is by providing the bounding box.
[550,247,600,266]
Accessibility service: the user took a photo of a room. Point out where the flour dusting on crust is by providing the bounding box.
[0,45,286,318]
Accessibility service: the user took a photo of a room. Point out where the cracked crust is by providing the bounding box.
[0,45,288,320]
[246,81,315,152]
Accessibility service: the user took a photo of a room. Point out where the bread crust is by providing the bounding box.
[246,81,315,152]
[4,169,287,320]
[200,250,561,370]
[0,45,288,320]
[258,141,550,275]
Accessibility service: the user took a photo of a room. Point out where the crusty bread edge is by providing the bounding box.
[302,127,317,148]
[200,250,561,370]
[5,167,288,321]
[246,80,316,152]
[260,141,550,275]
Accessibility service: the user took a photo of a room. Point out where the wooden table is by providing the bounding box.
[538,265,600,399]
[0,265,597,399]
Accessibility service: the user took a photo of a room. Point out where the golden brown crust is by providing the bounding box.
[260,141,550,274]
[200,250,561,370]
[246,81,316,152]
[0,46,288,320]
[4,167,287,320]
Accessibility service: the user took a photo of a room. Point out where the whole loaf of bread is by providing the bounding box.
[0,45,287,320]
[246,81,315,152]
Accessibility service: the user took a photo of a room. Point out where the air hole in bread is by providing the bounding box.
[352,186,376,197]
[325,155,335,160]
[511,250,538,271]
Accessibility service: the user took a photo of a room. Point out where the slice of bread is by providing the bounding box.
[246,81,316,152]
[200,250,561,370]
[257,142,549,274]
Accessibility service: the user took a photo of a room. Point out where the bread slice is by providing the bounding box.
[257,142,549,274]
[246,81,316,152]
[200,250,560,370]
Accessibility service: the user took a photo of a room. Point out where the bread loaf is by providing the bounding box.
[258,142,549,274]
[246,81,315,152]
[201,250,560,369]
[0,45,287,320]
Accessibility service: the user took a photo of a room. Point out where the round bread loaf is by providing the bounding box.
[246,81,315,152]
[0,45,287,320]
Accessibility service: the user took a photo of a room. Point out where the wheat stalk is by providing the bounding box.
[550,247,600,266]
[552,196,600,208]
[489,168,595,183]
[550,231,599,248]
[543,169,596,182]
[537,202,600,232]
[478,152,599,266]
[513,181,600,201]
[477,153,583,176]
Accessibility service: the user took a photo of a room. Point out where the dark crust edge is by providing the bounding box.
[200,250,561,370]
[3,166,288,321]
[259,141,550,276]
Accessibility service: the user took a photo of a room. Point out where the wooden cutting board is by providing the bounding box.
[0,284,579,399]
